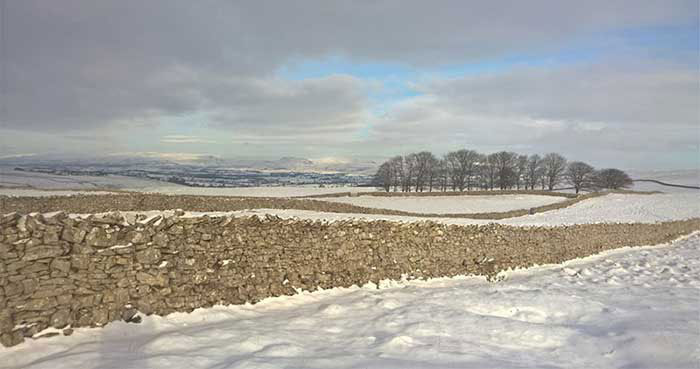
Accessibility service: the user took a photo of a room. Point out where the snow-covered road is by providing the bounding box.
[2,234,698,369]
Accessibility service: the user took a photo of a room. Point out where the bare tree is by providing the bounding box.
[412,151,437,192]
[402,153,418,192]
[482,153,498,190]
[565,161,595,194]
[542,153,567,190]
[372,161,393,192]
[426,154,440,191]
[436,158,449,191]
[515,154,528,190]
[444,149,480,191]
[388,156,404,192]
[524,154,543,190]
[594,168,633,190]
[493,151,518,190]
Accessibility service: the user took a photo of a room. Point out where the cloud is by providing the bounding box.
[0,153,37,160]
[416,60,698,126]
[369,58,699,167]
[161,135,217,144]
[1,1,697,169]
[205,75,369,137]
[3,0,696,133]
[107,152,221,163]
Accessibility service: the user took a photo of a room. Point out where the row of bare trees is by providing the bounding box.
[373,150,632,193]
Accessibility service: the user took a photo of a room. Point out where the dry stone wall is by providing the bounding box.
[1,210,698,347]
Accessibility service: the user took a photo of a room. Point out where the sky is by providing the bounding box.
[0,0,698,170]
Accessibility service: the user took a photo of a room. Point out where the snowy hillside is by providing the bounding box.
[194,193,700,226]
[629,169,699,193]
[0,167,177,190]
[138,185,375,198]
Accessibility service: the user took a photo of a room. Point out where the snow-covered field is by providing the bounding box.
[630,169,699,193]
[316,194,566,214]
[0,189,117,197]
[138,185,374,198]
[0,168,374,197]
[2,233,698,369]
[183,193,699,226]
[0,168,172,191]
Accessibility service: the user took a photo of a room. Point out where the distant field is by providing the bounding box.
[629,169,699,193]
[207,192,699,226]
[0,167,172,190]
[315,194,567,214]
[138,186,375,197]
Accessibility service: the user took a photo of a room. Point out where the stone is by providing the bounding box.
[122,308,138,322]
[152,233,169,247]
[85,227,115,247]
[56,294,72,306]
[0,311,13,332]
[71,255,91,269]
[0,243,12,257]
[23,297,57,311]
[43,231,60,245]
[50,258,71,274]
[114,288,130,304]
[22,245,66,261]
[61,226,87,243]
[0,331,24,347]
[21,262,50,274]
[63,328,74,336]
[128,231,150,244]
[21,279,39,295]
[136,272,168,287]
[93,308,109,326]
[103,288,130,305]
[73,295,95,309]
[4,282,23,297]
[135,248,161,264]
[0,213,20,226]
[168,225,185,235]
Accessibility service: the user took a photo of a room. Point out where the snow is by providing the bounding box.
[138,185,374,197]
[316,194,567,214]
[0,189,117,197]
[629,169,699,193]
[177,193,699,226]
[501,193,699,226]
[0,168,171,190]
[2,233,698,369]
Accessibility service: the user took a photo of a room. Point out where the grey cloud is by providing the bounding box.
[2,0,697,133]
[205,75,369,136]
[160,135,217,144]
[419,61,698,126]
[369,59,699,167]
